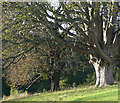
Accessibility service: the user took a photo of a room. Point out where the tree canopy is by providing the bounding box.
[2,2,120,87]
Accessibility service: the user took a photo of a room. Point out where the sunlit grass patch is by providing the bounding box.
[2,85,118,102]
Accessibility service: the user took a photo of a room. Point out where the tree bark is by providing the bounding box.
[93,61,114,87]
[89,55,114,87]
[50,71,60,92]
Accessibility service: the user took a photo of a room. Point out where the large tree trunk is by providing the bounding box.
[50,71,60,92]
[90,56,114,87]
[93,61,114,87]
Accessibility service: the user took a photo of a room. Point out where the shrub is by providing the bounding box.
[113,67,120,81]
[72,82,76,88]
[43,89,47,93]
[10,87,19,96]
[59,78,68,90]
[86,72,96,85]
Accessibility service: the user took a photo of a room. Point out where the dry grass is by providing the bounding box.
[2,91,30,102]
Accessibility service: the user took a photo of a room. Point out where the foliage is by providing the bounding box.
[43,89,47,93]
[10,87,19,96]
[59,78,68,90]
[2,2,119,68]
[4,54,39,89]
[86,72,96,85]
[113,67,120,81]
[72,82,76,88]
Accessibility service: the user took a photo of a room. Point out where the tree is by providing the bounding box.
[33,41,72,92]
[4,38,77,92]
[26,2,119,87]
[2,3,72,91]
[4,54,37,89]
[2,2,120,87]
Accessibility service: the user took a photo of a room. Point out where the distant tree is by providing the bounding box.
[4,54,37,88]
[33,41,72,92]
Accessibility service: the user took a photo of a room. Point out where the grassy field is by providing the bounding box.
[3,85,118,102]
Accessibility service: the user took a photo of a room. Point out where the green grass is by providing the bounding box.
[3,85,118,102]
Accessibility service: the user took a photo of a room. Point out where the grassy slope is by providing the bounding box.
[5,85,119,101]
